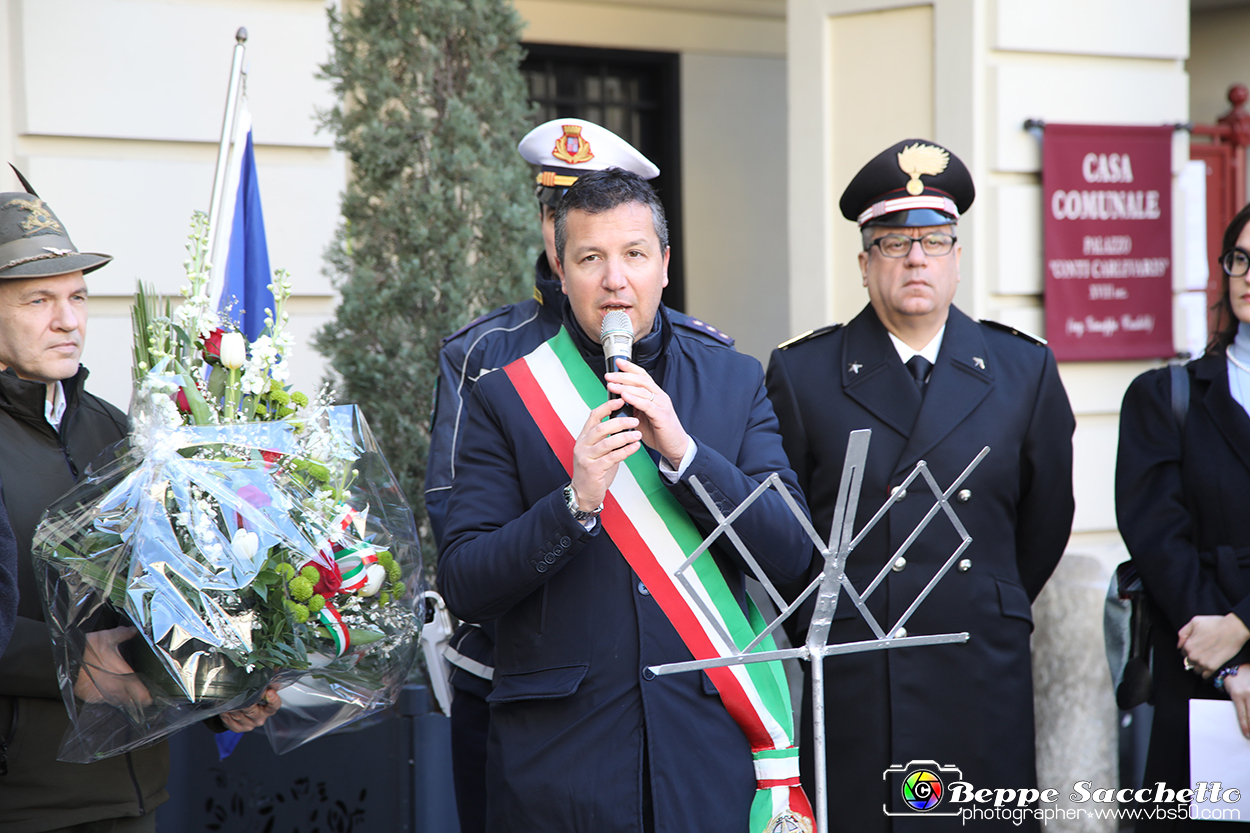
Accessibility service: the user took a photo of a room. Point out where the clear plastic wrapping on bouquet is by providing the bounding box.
[32,404,424,762]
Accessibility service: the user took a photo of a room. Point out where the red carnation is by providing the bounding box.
[311,562,343,597]
[202,327,226,363]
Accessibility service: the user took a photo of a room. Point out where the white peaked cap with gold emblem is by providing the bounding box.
[518,118,660,207]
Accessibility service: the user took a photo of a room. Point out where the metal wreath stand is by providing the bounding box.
[648,429,989,833]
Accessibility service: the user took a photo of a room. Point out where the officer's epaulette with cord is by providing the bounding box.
[777,323,843,350]
[440,303,521,346]
[979,319,1047,346]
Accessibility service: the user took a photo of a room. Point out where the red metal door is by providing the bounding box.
[1191,84,1250,338]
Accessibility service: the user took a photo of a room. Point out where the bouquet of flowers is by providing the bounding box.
[31,214,424,762]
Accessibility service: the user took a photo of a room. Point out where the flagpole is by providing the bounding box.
[205,27,249,282]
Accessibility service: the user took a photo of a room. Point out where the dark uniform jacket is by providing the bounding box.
[0,477,17,661]
[437,309,809,833]
[0,367,169,833]
[1116,352,1250,831]
[765,304,1074,832]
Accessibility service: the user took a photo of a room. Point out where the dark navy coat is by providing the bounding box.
[1116,352,1250,832]
[438,314,808,833]
[765,304,1074,832]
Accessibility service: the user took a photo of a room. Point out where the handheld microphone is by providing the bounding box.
[600,310,634,418]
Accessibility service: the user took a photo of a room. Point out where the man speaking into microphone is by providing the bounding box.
[438,168,814,833]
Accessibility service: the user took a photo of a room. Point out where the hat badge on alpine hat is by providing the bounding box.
[839,139,975,228]
[518,118,660,207]
[0,191,112,279]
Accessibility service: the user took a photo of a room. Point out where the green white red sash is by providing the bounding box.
[504,329,814,833]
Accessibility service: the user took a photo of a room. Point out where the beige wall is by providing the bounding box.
[827,5,937,322]
[3,0,343,412]
[514,0,785,55]
[680,52,789,360]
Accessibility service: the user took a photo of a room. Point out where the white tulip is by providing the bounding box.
[219,332,247,370]
[359,563,387,597]
[231,528,260,561]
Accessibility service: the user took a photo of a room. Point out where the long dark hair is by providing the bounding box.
[1210,201,1250,353]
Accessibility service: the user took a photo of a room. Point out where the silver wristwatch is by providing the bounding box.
[563,482,603,522]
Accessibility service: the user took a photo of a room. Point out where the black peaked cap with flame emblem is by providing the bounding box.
[0,170,112,279]
[840,139,975,228]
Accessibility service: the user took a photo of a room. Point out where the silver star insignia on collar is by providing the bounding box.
[973,357,986,370]
[849,362,862,374]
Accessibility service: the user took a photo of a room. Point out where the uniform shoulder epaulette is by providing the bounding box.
[979,319,1047,346]
[672,315,735,347]
[777,323,843,350]
[441,303,518,346]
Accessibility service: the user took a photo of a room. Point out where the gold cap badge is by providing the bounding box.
[897,143,950,196]
[7,197,64,236]
[552,124,595,166]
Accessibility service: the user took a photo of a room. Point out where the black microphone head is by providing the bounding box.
[600,310,633,366]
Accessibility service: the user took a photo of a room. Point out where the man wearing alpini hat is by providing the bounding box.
[0,181,278,833]
[766,140,1075,830]
[424,119,734,833]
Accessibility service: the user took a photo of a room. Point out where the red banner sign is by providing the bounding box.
[1043,123,1174,361]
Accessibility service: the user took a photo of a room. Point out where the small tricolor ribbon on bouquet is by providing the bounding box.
[332,545,380,593]
[302,506,387,657]
[316,603,351,657]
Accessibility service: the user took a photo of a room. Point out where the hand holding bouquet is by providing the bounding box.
[32,214,423,762]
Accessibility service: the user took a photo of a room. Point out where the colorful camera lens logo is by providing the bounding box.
[901,768,944,811]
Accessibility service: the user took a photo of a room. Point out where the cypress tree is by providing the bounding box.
[315,0,536,550]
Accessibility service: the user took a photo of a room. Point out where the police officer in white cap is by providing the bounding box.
[424,119,733,833]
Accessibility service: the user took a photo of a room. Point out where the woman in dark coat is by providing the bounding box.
[1116,202,1250,830]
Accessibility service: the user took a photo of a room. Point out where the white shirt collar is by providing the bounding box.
[887,325,946,366]
[45,380,66,429]
[1228,323,1250,414]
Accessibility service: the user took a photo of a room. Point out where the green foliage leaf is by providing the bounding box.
[173,361,215,425]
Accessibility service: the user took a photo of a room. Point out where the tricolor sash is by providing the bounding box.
[504,329,814,833]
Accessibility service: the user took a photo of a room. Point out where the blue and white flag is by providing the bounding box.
[209,103,274,342]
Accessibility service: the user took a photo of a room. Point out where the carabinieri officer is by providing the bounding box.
[766,139,1075,831]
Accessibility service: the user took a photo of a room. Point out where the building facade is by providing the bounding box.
[4,0,1247,828]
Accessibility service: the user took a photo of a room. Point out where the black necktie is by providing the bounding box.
[906,355,932,393]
